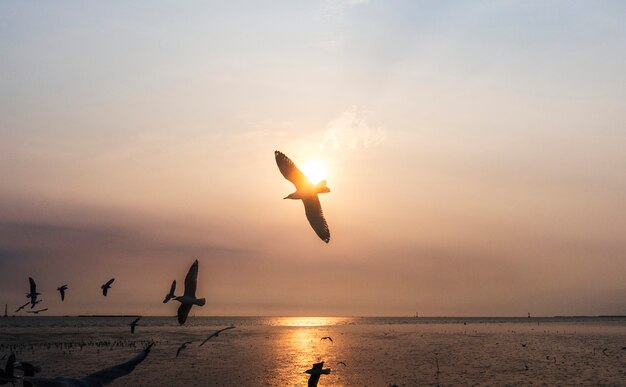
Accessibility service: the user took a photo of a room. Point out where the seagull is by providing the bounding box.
[176,342,192,358]
[321,336,333,343]
[101,278,115,297]
[129,317,141,334]
[275,151,331,243]
[26,277,40,306]
[25,343,153,386]
[26,308,48,314]
[162,280,177,303]
[305,361,330,387]
[521,343,527,348]
[15,301,30,313]
[337,361,347,367]
[173,260,205,325]
[0,353,16,385]
[57,285,68,302]
[199,326,236,347]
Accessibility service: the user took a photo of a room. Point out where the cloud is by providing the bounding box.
[320,105,386,150]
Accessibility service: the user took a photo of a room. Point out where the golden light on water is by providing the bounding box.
[270,317,349,327]
[300,160,327,184]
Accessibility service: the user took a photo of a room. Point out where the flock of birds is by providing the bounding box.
[1,151,337,386]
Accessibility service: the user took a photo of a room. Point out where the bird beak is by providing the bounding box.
[283,196,288,199]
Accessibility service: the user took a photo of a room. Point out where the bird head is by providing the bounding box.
[283,193,295,200]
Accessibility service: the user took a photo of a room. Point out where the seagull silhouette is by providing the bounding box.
[173,260,205,325]
[199,326,236,347]
[305,361,331,387]
[101,278,115,297]
[15,301,30,313]
[176,341,192,358]
[26,308,48,314]
[26,277,40,306]
[25,343,153,386]
[321,336,333,343]
[57,285,68,302]
[130,317,141,334]
[275,151,331,243]
[162,280,177,303]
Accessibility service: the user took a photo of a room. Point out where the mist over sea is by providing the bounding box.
[2,316,625,385]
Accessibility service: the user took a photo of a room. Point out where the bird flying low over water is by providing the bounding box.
[320,336,333,343]
[57,285,68,302]
[305,361,331,387]
[176,342,192,358]
[173,260,205,325]
[26,343,153,386]
[130,317,141,334]
[275,151,331,243]
[163,280,177,303]
[26,308,48,314]
[199,326,236,347]
[101,279,115,297]
[26,277,40,306]
[15,301,30,313]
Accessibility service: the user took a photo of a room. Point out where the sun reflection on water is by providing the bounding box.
[269,316,351,327]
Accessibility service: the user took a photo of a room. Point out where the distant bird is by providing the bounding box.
[602,348,609,356]
[162,280,177,303]
[173,260,205,325]
[199,326,236,347]
[0,353,16,385]
[15,301,30,313]
[521,343,527,348]
[101,278,115,297]
[321,336,333,343]
[26,308,48,314]
[305,361,330,387]
[176,341,192,358]
[25,343,153,386]
[130,317,141,334]
[26,277,40,306]
[337,361,347,367]
[57,285,68,302]
[275,151,331,243]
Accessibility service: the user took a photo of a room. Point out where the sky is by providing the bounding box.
[1,1,625,317]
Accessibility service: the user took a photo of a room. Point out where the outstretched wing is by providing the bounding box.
[106,278,115,287]
[302,196,330,243]
[183,260,198,297]
[169,280,176,296]
[79,343,153,385]
[177,303,192,325]
[199,333,216,347]
[275,151,312,190]
[59,289,65,301]
[29,277,37,294]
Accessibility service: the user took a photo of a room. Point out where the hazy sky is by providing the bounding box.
[1,1,625,317]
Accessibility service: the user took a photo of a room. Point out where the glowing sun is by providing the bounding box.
[300,160,327,184]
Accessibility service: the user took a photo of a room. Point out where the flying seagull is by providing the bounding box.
[0,353,16,385]
[176,341,192,358]
[57,285,68,302]
[15,301,30,313]
[25,342,153,387]
[162,280,177,303]
[26,277,40,306]
[199,326,236,347]
[101,278,115,297]
[275,151,331,243]
[305,361,331,387]
[130,317,141,334]
[173,260,205,325]
[321,336,333,343]
[26,308,48,314]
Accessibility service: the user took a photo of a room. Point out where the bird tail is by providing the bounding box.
[315,180,330,194]
[196,298,206,306]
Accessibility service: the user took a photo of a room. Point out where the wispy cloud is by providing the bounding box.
[320,105,386,150]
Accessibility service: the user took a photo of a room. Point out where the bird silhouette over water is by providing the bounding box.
[26,343,153,386]
[26,277,40,307]
[15,301,30,313]
[130,317,141,334]
[275,151,331,243]
[320,336,333,343]
[101,279,115,297]
[162,280,177,303]
[176,342,192,358]
[199,326,236,347]
[173,260,205,325]
[57,285,68,302]
[305,361,331,387]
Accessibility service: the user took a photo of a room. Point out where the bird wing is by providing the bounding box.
[302,196,330,243]
[275,151,312,189]
[106,278,115,287]
[199,333,216,347]
[79,343,153,385]
[176,347,182,358]
[16,301,29,312]
[308,373,321,387]
[102,287,108,296]
[29,277,37,294]
[183,260,199,297]
[177,303,192,325]
[59,289,65,301]
[169,280,176,296]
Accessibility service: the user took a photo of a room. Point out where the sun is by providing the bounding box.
[300,160,327,184]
